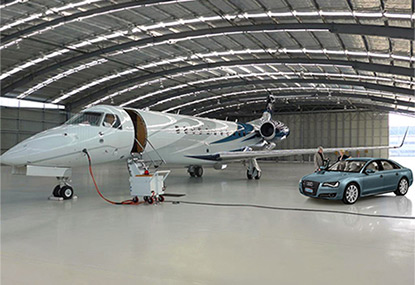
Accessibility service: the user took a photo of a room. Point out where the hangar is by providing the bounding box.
[1,0,414,284]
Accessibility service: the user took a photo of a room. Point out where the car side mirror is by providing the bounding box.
[365,169,375,174]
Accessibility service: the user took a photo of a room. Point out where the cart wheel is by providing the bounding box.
[158,195,165,202]
[147,197,154,204]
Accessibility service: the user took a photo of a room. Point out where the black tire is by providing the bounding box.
[53,185,61,197]
[395,177,409,196]
[195,166,203,177]
[59,185,74,200]
[132,196,139,203]
[143,196,148,202]
[246,170,253,180]
[342,183,360,204]
[158,195,165,202]
[148,197,154,204]
[254,170,261,180]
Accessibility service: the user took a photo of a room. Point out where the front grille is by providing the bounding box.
[302,180,320,196]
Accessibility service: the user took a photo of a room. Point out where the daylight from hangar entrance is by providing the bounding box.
[389,113,415,174]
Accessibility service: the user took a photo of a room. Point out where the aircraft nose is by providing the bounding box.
[1,127,75,166]
[1,144,28,166]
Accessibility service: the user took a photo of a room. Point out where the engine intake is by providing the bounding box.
[259,120,290,141]
[260,122,276,141]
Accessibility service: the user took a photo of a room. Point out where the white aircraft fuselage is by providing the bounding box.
[1,105,289,168]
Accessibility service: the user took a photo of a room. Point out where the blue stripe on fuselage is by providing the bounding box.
[211,123,255,144]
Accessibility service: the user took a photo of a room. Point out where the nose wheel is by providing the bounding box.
[50,177,76,200]
[52,185,74,200]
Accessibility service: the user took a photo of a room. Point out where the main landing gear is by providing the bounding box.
[246,158,262,180]
[188,165,203,177]
[51,177,75,200]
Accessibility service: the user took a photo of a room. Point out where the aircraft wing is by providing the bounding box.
[190,129,408,162]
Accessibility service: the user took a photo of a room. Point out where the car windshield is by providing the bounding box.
[66,112,102,126]
[327,160,366,173]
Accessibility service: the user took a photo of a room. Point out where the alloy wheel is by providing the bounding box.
[345,185,359,204]
[399,179,409,195]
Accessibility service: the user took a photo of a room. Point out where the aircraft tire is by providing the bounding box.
[254,170,261,180]
[195,166,203,177]
[53,185,61,197]
[246,170,253,180]
[59,185,74,200]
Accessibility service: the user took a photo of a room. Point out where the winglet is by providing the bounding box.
[395,127,409,148]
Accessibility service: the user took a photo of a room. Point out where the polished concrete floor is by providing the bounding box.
[1,159,414,284]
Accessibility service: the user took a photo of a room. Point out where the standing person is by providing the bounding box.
[314,146,325,171]
[337,149,350,161]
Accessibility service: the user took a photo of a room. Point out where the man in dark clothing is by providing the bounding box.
[314,146,325,171]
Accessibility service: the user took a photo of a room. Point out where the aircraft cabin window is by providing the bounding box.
[103,114,121,129]
[66,112,102,126]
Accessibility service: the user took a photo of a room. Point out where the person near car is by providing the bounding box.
[314,146,325,171]
[337,149,350,161]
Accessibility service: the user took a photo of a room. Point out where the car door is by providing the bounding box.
[361,161,384,195]
[379,160,400,191]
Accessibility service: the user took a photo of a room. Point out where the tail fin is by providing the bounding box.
[261,95,276,121]
[265,95,276,114]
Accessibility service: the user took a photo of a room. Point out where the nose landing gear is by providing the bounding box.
[50,177,77,201]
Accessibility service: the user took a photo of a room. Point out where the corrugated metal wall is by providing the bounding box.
[1,107,67,154]
[271,110,389,162]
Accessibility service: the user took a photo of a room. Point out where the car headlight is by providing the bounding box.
[322,181,340,188]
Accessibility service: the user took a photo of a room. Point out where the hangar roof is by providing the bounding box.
[1,0,414,118]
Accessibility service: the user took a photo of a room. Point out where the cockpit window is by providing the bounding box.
[66,112,102,126]
[103,113,121,129]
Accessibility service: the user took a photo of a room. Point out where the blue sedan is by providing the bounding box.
[299,158,413,204]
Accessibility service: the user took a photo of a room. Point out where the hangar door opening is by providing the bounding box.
[389,113,415,173]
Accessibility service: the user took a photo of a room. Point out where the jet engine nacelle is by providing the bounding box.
[259,120,290,142]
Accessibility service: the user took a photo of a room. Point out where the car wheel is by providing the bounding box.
[395,178,409,196]
[342,183,359,204]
